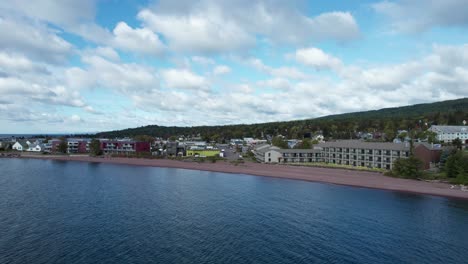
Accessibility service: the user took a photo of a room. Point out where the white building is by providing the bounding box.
[429,125,468,143]
[27,144,44,152]
[12,141,29,151]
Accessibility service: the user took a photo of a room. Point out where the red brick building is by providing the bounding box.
[414,143,443,170]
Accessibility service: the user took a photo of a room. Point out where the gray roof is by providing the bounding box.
[16,140,29,148]
[254,144,279,154]
[276,149,320,153]
[317,140,410,151]
[429,125,468,133]
[415,142,443,150]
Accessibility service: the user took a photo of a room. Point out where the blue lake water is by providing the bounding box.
[1,159,468,264]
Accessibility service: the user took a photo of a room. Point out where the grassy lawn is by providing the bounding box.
[283,162,386,173]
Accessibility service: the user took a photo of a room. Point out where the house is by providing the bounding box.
[429,125,468,144]
[12,141,29,151]
[27,144,44,152]
[230,139,243,146]
[414,143,443,170]
[287,139,300,149]
[312,134,324,142]
[165,141,179,156]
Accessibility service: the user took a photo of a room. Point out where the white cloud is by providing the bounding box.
[0,0,96,27]
[161,69,209,90]
[213,65,231,75]
[80,55,159,93]
[294,47,343,71]
[257,78,291,90]
[0,77,87,108]
[112,22,165,55]
[248,58,307,79]
[373,0,468,33]
[137,0,360,54]
[192,56,215,65]
[94,46,120,61]
[0,52,49,74]
[0,16,72,64]
[138,7,254,53]
[305,12,360,42]
[0,0,113,46]
[70,114,82,122]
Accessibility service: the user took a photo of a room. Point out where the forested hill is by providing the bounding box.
[97,98,468,140]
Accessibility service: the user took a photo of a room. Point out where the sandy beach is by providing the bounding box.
[11,154,468,200]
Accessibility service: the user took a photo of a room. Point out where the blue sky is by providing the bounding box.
[0,0,467,134]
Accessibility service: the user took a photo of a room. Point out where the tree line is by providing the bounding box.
[95,98,468,142]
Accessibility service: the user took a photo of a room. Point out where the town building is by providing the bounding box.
[27,143,45,152]
[252,144,280,163]
[254,140,415,170]
[12,141,29,151]
[100,140,150,154]
[429,125,468,144]
[414,143,443,170]
[317,140,411,170]
[263,148,321,163]
[67,139,90,153]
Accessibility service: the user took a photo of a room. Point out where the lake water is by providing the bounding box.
[1,159,467,264]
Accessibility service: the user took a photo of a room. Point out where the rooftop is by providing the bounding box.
[317,140,410,151]
[429,125,468,133]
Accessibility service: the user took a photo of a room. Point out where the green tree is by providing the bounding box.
[383,126,396,142]
[425,131,437,144]
[391,156,424,179]
[397,132,407,142]
[272,136,288,149]
[444,151,468,180]
[452,138,462,150]
[134,135,155,142]
[89,139,102,156]
[57,139,68,154]
[295,138,312,149]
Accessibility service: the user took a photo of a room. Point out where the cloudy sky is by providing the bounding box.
[1,0,468,134]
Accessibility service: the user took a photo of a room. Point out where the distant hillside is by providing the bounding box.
[97,98,468,141]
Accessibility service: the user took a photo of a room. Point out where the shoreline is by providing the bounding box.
[10,154,468,200]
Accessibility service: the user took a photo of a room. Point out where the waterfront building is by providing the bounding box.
[100,140,150,154]
[252,144,280,163]
[414,143,443,170]
[317,140,411,170]
[67,139,91,153]
[12,141,29,151]
[254,140,417,170]
[27,143,45,152]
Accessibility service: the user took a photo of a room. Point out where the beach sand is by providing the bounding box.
[14,154,468,200]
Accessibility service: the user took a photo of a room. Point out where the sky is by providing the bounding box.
[0,0,468,134]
